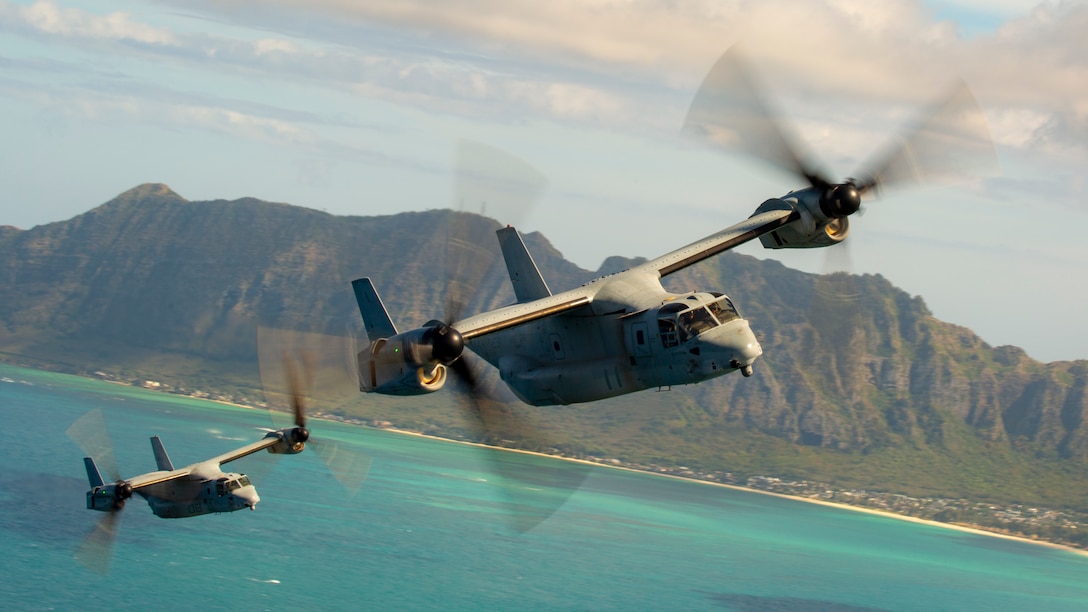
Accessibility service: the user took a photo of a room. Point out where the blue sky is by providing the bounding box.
[1,0,1086,362]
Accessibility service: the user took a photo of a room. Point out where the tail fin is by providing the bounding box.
[150,436,174,471]
[83,457,105,487]
[497,226,551,302]
[352,278,398,339]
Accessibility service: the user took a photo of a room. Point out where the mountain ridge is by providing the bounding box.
[3,184,1087,515]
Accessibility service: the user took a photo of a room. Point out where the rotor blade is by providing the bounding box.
[683,46,831,189]
[343,321,364,391]
[257,326,372,495]
[282,351,306,427]
[446,140,547,323]
[454,140,548,227]
[855,79,998,194]
[449,352,589,533]
[65,409,120,482]
[811,244,865,397]
[312,440,371,497]
[282,349,317,428]
[446,142,582,529]
[229,442,279,490]
[74,510,121,575]
[258,327,359,424]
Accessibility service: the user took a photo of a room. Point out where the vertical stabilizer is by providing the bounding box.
[497,227,551,302]
[83,457,105,487]
[150,436,174,471]
[352,278,398,339]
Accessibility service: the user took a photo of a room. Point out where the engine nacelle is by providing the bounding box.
[264,426,309,455]
[86,482,131,512]
[759,213,849,249]
[754,193,851,250]
[357,330,449,396]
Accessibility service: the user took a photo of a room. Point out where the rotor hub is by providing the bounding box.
[427,324,465,365]
[819,183,861,219]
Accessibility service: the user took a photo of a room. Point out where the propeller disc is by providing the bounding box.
[257,326,371,496]
[65,409,127,574]
[683,44,997,400]
[684,45,997,204]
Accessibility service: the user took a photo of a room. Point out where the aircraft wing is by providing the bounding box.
[454,293,593,340]
[124,467,194,490]
[209,435,285,467]
[119,436,282,489]
[452,208,794,338]
[648,207,798,277]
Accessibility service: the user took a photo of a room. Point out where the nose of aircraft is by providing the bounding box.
[237,486,261,510]
[707,319,762,376]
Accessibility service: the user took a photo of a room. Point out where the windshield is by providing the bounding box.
[658,296,742,345]
[223,477,250,492]
[707,297,739,324]
[678,307,717,341]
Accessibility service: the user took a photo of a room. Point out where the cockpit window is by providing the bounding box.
[678,307,717,341]
[707,297,740,324]
[657,296,742,347]
[238,476,252,487]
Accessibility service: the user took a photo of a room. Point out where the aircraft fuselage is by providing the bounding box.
[138,465,259,518]
[467,273,761,405]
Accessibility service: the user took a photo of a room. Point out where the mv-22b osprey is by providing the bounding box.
[66,359,365,571]
[75,413,307,520]
[66,406,306,572]
[350,48,994,409]
[70,366,320,525]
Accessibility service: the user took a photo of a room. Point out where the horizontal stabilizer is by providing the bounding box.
[150,436,174,471]
[83,457,105,488]
[497,227,551,302]
[352,278,398,339]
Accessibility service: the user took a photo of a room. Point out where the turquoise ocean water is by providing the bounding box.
[2,363,1088,611]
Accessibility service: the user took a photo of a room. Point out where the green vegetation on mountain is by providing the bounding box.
[3,184,1087,516]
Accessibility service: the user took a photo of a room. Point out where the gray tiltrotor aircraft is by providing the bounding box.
[68,406,306,572]
[78,416,307,519]
[66,354,365,571]
[349,48,994,409]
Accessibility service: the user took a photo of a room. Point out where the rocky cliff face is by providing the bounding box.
[2,184,1086,475]
[660,256,1088,460]
[0,185,563,361]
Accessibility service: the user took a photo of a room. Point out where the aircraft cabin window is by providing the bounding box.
[658,318,680,348]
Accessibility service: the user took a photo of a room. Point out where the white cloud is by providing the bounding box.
[505,81,626,120]
[8,0,178,45]
[178,106,314,144]
[986,108,1051,148]
[111,1,1077,164]
[13,81,316,146]
[253,38,302,56]
[6,0,1085,175]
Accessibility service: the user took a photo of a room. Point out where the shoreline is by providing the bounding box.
[376,426,1088,559]
[5,363,1086,558]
